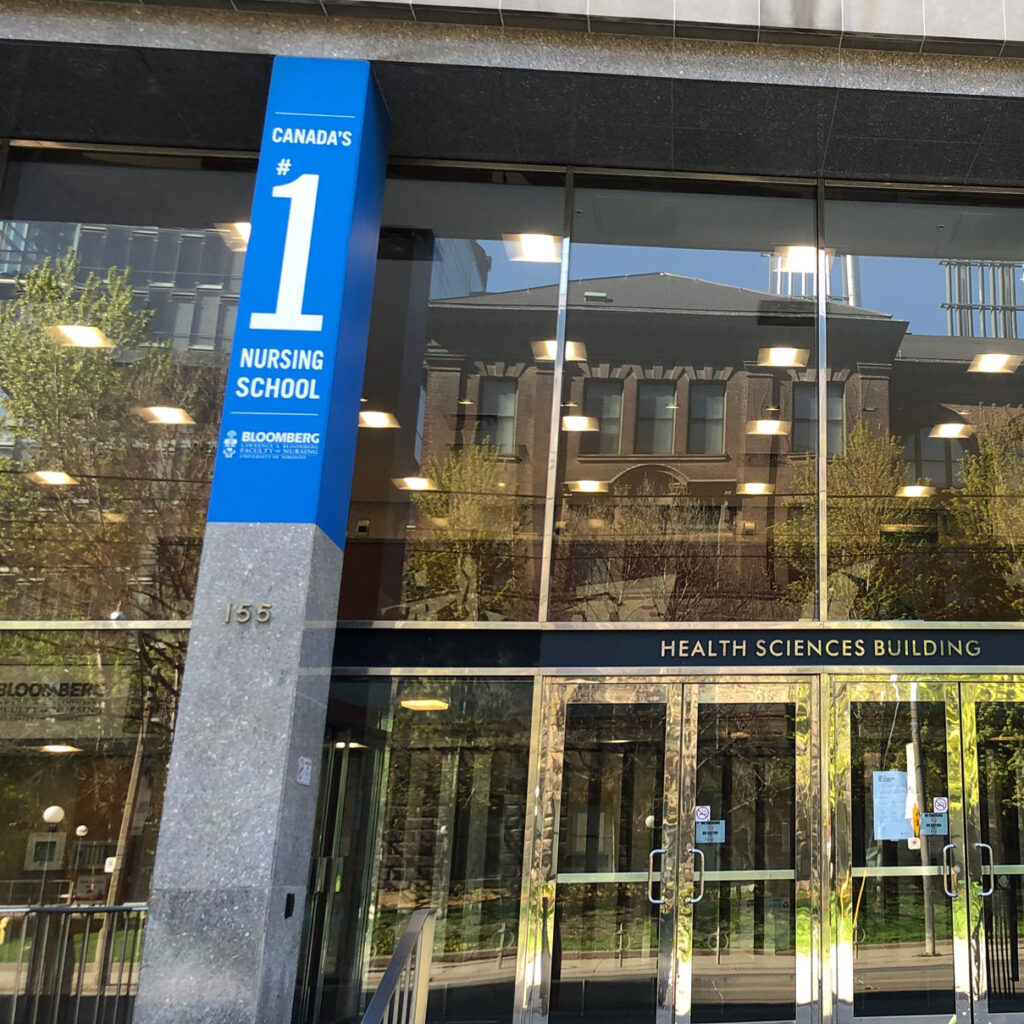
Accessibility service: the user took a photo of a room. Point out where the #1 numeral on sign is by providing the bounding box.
[249,174,323,333]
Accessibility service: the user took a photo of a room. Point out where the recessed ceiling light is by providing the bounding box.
[503,233,562,263]
[929,423,974,439]
[757,347,810,368]
[458,399,474,406]
[747,419,791,436]
[562,416,599,432]
[47,325,114,349]
[400,698,450,711]
[566,480,609,493]
[394,476,436,491]
[897,485,936,498]
[40,744,81,754]
[774,246,832,274]
[531,340,588,362]
[216,222,251,252]
[968,353,1023,374]
[28,470,77,486]
[359,411,400,429]
[134,406,196,425]
[737,482,774,495]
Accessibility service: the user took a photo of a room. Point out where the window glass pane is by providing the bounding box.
[551,181,817,622]
[581,379,622,455]
[636,381,676,455]
[477,379,517,454]
[792,383,815,452]
[687,381,725,455]
[0,629,185,905]
[792,382,844,456]
[827,382,845,455]
[312,677,532,1024]
[826,192,1024,620]
[338,171,565,621]
[0,150,254,620]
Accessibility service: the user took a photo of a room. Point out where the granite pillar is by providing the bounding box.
[133,521,341,1023]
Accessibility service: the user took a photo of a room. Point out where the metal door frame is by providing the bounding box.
[675,678,817,1024]
[959,678,1024,1024]
[830,676,972,1024]
[514,675,819,1024]
[515,678,684,1024]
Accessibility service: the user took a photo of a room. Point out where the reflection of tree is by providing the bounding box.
[947,408,1024,618]
[0,255,226,620]
[401,443,527,620]
[780,411,1024,620]
[551,479,784,621]
[780,422,935,619]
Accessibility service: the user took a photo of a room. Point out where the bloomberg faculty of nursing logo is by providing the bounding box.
[219,426,322,463]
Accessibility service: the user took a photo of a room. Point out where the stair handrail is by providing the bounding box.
[360,908,436,1024]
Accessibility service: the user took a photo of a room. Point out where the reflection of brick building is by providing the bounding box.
[417,274,904,620]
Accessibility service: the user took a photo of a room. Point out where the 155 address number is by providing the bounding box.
[224,602,272,624]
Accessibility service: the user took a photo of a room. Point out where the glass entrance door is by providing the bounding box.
[962,682,1024,1024]
[834,677,1024,1024]
[678,682,814,1024]
[516,678,813,1024]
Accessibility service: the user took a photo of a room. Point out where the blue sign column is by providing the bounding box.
[209,55,389,545]
[135,58,389,1024]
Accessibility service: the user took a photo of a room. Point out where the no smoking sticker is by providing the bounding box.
[933,796,949,813]
[695,805,711,822]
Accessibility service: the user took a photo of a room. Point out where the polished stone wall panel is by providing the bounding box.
[135,523,343,1024]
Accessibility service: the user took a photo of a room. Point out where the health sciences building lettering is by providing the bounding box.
[660,634,984,663]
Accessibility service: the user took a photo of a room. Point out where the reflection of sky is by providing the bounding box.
[851,257,948,336]
[477,241,962,338]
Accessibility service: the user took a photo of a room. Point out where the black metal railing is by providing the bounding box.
[360,909,435,1024]
[0,904,147,1024]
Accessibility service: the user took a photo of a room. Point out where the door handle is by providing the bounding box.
[686,847,706,905]
[942,843,959,899]
[975,842,995,898]
[648,847,666,906]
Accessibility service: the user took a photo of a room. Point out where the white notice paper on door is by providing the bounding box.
[873,770,915,840]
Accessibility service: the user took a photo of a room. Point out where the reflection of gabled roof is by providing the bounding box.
[431,272,893,319]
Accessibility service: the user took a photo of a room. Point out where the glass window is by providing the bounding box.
[0,148,254,620]
[825,191,1024,620]
[477,379,517,454]
[296,677,533,1024]
[580,378,622,455]
[687,381,725,455]
[338,170,565,622]
[550,180,818,622]
[0,629,185,904]
[635,380,676,454]
[902,428,965,490]
[792,381,845,455]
